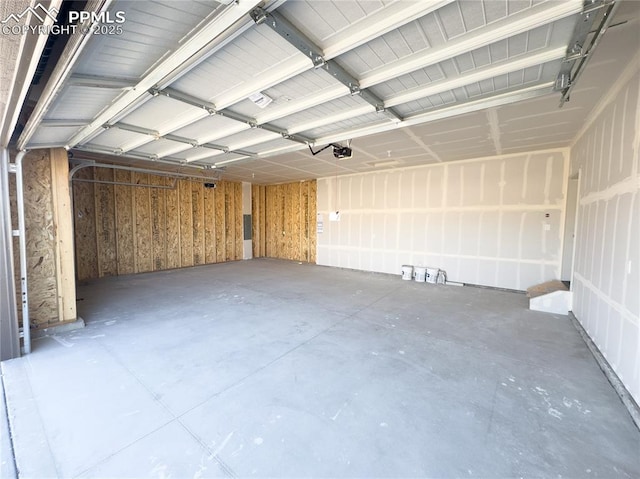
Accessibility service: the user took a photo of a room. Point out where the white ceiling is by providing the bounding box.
[15,0,640,183]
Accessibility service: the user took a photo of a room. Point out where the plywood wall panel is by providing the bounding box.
[291,183,301,260]
[114,170,135,275]
[23,151,58,327]
[133,173,153,273]
[301,183,309,262]
[250,181,317,262]
[74,168,242,278]
[192,181,204,266]
[94,167,117,277]
[204,184,216,263]
[165,177,181,269]
[224,183,235,261]
[73,167,98,281]
[215,181,226,263]
[309,180,317,263]
[150,175,167,271]
[179,179,194,268]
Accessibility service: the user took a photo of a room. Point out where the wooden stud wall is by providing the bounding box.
[10,149,76,329]
[251,180,316,263]
[73,168,243,281]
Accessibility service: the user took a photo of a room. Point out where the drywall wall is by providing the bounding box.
[317,150,567,291]
[252,181,317,263]
[8,148,76,329]
[73,168,243,281]
[570,67,639,405]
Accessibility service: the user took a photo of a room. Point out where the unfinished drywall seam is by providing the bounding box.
[558,147,572,284]
[571,68,640,404]
[570,50,640,148]
[317,149,566,289]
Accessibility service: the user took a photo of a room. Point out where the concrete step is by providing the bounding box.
[527,281,572,315]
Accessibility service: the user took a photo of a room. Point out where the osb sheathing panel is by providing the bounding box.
[134,173,153,273]
[73,167,98,281]
[204,185,216,263]
[74,168,242,280]
[192,181,204,266]
[10,150,58,328]
[114,170,135,275]
[94,167,117,277]
[251,185,267,258]
[165,177,180,270]
[309,180,317,263]
[214,181,226,263]
[252,180,316,263]
[150,175,167,271]
[224,183,234,261]
[179,179,194,268]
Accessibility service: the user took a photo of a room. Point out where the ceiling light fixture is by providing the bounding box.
[248,91,273,108]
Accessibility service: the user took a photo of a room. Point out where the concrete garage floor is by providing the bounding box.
[2,259,639,478]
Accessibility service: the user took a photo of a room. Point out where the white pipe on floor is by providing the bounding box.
[14,150,30,354]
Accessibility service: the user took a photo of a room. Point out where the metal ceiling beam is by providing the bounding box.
[72,144,209,166]
[556,0,620,106]
[184,82,558,169]
[254,85,348,124]
[151,87,314,145]
[251,7,401,122]
[40,120,88,127]
[67,74,137,89]
[108,122,256,157]
[287,105,375,135]
[313,82,556,146]
[321,0,454,60]
[62,0,264,150]
[385,46,567,108]
[358,0,584,89]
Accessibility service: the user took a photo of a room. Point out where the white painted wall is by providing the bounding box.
[570,66,640,405]
[317,150,567,291]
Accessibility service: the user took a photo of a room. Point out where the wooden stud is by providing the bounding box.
[49,149,76,322]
